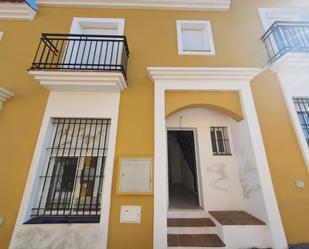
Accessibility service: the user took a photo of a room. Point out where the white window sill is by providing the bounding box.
[178,51,216,56]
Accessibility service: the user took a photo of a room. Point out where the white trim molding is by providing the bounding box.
[0,2,36,21]
[258,8,309,31]
[29,71,127,92]
[0,87,14,112]
[70,17,125,35]
[270,52,309,173]
[147,67,287,249]
[37,0,231,11]
[147,67,261,81]
[176,20,216,56]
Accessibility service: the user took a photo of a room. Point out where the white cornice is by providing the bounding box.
[29,71,127,92]
[0,2,36,21]
[37,0,231,11]
[270,53,309,74]
[147,67,261,82]
[0,87,14,112]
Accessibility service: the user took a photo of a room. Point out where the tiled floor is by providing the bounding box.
[167,218,215,227]
[209,210,266,225]
[168,234,225,247]
[169,183,200,209]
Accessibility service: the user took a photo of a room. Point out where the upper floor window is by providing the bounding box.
[293,98,309,146]
[27,118,111,224]
[210,126,232,156]
[176,20,215,56]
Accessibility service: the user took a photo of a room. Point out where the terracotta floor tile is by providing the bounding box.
[175,218,189,227]
[167,234,179,247]
[193,234,225,247]
[178,234,194,246]
[188,219,203,227]
[201,218,216,227]
[167,219,176,227]
[167,218,215,227]
[210,210,265,226]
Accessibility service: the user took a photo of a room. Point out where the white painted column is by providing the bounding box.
[240,84,288,249]
[153,83,168,249]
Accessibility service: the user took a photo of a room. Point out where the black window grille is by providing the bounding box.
[28,118,111,224]
[293,98,309,146]
[210,127,232,156]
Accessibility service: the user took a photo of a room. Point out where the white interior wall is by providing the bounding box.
[230,120,268,222]
[166,107,269,223]
[166,108,244,211]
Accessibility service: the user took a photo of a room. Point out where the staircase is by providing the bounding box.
[167,210,225,248]
[167,209,270,249]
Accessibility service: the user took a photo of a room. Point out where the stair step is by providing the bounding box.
[168,209,209,218]
[168,226,217,235]
[168,218,215,227]
[209,211,266,226]
[168,234,225,247]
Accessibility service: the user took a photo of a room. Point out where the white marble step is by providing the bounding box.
[168,209,209,218]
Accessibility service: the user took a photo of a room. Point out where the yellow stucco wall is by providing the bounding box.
[0,1,308,248]
[251,70,309,243]
[165,91,243,121]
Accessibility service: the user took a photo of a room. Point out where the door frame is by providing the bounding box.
[148,67,288,249]
[166,127,204,209]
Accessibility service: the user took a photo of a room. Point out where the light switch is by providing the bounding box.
[296,180,305,188]
[120,205,141,224]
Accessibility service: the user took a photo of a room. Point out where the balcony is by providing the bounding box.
[261,21,309,64]
[29,33,129,92]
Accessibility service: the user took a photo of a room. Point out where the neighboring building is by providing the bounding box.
[0,0,309,248]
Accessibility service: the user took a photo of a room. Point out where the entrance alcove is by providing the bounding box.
[148,67,287,249]
[166,105,268,223]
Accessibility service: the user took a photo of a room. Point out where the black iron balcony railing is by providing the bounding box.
[261,21,309,64]
[30,33,129,79]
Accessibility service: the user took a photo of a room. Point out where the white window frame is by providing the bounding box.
[210,126,232,156]
[70,17,125,35]
[31,118,110,217]
[258,8,309,31]
[292,97,309,146]
[176,20,215,56]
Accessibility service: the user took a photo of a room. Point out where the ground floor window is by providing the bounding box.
[27,118,111,224]
[210,126,231,156]
[293,97,309,146]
